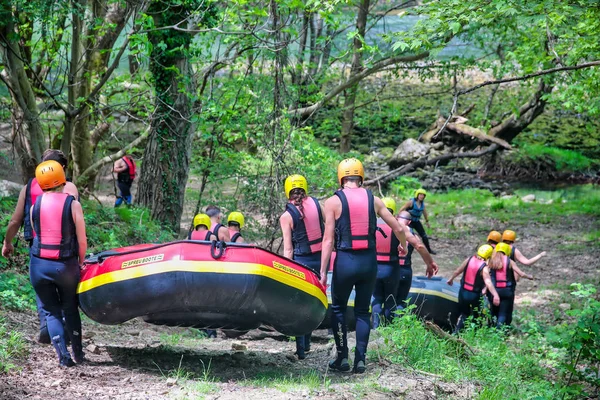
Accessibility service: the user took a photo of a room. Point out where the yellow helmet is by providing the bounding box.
[381,197,397,215]
[495,242,512,256]
[414,188,427,198]
[337,158,364,186]
[36,160,66,190]
[284,174,308,199]
[477,244,494,260]
[193,213,211,230]
[227,211,245,228]
[487,231,502,243]
[502,230,516,242]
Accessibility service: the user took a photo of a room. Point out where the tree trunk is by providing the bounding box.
[136,1,195,232]
[0,17,45,182]
[339,0,370,153]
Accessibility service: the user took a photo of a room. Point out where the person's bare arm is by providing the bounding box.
[279,213,294,259]
[319,197,337,286]
[511,261,534,280]
[236,236,246,243]
[2,186,26,258]
[113,159,127,173]
[398,200,413,213]
[404,227,437,276]
[375,197,406,254]
[218,226,231,242]
[447,258,468,285]
[71,201,87,266]
[210,234,218,241]
[482,267,500,306]
[423,207,430,227]
[514,248,546,266]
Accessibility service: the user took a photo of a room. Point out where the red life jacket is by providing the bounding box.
[228,228,242,243]
[334,188,376,251]
[491,254,514,288]
[460,256,486,292]
[30,193,78,260]
[286,196,324,256]
[189,230,212,241]
[210,222,224,240]
[375,218,400,263]
[123,156,136,181]
[23,178,44,241]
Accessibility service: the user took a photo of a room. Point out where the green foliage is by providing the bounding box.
[0,317,28,373]
[84,201,175,253]
[507,143,597,174]
[0,272,36,312]
[545,283,600,396]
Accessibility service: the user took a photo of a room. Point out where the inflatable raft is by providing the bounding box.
[319,272,458,330]
[78,241,327,336]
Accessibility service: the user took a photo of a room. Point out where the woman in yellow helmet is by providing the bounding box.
[501,230,546,266]
[28,161,88,367]
[319,159,407,374]
[399,188,435,254]
[487,242,534,328]
[447,244,500,333]
[279,174,324,360]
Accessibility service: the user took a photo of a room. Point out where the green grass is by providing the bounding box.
[0,272,36,312]
[242,369,323,393]
[509,143,597,174]
[0,317,28,373]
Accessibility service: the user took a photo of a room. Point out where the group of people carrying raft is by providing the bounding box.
[2,152,545,373]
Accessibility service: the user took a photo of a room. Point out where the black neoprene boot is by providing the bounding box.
[52,335,75,368]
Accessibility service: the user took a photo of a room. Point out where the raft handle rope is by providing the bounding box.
[210,240,227,259]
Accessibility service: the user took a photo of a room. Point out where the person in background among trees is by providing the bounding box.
[28,161,87,367]
[2,149,78,344]
[206,205,231,242]
[487,242,534,328]
[227,211,246,243]
[399,188,436,254]
[113,154,136,207]
[279,174,324,360]
[447,244,500,334]
[319,158,406,374]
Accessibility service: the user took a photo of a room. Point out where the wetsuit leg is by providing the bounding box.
[36,294,50,344]
[30,256,78,366]
[293,253,321,358]
[373,263,401,326]
[116,180,133,206]
[455,289,481,333]
[411,220,433,253]
[331,249,377,366]
[394,265,413,313]
[370,267,385,329]
[496,288,515,327]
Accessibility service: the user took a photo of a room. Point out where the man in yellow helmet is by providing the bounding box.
[319,158,406,374]
[399,188,436,254]
[227,211,246,243]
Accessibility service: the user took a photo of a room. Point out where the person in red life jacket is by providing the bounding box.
[398,188,436,254]
[2,149,78,344]
[487,230,502,247]
[227,211,246,243]
[319,158,407,374]
[502,229,546,266]
[28,161,87,367]
[189,214,218,241]
[447,244,500,334]
[206,205,231,242]
[486,242,534,328]
[279,174,324,360]
[113,154,136,207]
[392,211,438,315]
[372,199,438,328]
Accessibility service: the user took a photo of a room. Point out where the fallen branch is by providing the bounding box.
[75,126,150,187]
[363,144,499,186]
[446,123,512,149]
[424,321,475,356]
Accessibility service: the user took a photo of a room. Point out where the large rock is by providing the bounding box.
[389,139,431,168]
[0,180,22,197]
[521,194,536,203]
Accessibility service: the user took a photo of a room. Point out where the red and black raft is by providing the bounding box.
[77,240,327,336]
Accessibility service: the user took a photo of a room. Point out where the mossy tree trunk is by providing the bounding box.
[136,0,196,232]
